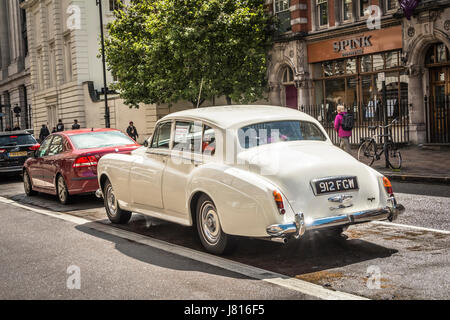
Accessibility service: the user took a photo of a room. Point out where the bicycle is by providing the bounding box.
[357,119,402,170]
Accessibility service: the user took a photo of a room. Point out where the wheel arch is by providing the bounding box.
[188,190,215,227]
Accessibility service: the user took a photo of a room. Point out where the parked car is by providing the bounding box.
[96,105,405,254]
[0,131,40,175]
[23,128,141,204]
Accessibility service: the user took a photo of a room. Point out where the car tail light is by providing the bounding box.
[73,155,98,168]
[29,144,40,151]
[383,177,394,196]
[0,149,6,153]
[273,190,286,215]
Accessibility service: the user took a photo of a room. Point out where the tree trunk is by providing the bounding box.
[226,96,232,105]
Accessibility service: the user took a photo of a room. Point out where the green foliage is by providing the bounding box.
[105,0,274,107]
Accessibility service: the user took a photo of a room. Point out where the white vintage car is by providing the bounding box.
[96,105,404,254]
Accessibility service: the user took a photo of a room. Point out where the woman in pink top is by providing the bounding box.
[334,105,352,154]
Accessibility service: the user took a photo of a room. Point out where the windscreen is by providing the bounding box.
[69,131,135,150]
[0,134,37,146]
[238,121,326,149]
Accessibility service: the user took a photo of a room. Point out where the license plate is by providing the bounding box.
[312,176,359,195]
[8,151,28,158]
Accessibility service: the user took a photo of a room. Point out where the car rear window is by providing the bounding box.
[69,131,136,149]
[238,120,326,149]
[0,134,37,146]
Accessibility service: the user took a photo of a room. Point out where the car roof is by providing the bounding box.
[160,105,319,129]
[0,130,32,136]
[59,128,121,136]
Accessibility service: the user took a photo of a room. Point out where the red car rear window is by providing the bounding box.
[69,131,136,149]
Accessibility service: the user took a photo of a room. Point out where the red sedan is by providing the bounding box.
[23,128,140,204]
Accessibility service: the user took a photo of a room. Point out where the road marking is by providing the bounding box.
[371,221,450,234]
[0,196,367,300]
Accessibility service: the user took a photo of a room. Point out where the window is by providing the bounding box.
[109,0,119,11]
[317,0,328,26]
[0,134,37,147]
[37,49,44,90]
[151,122,172,149]
[238,121,326,149]
[47,105,57,129]
[343,0,353,21]
[425,43,450,65]
[64,35,73,83]
[37,136,53,157]
[49,43,56,87]
[387,0,399,11]
[47,135,64,156]
[173,121,202,153]
[69,131,136,149]
[274,0,291,33]
[281,66,294,84]
[202,126,216,156]
[359,0,370,17]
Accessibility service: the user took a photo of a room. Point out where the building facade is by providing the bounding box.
[266,0,450,144]
[0,0,32,131]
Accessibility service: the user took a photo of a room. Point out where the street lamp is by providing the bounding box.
[96,0,110,128]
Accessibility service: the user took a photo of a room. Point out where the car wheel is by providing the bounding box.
[196,194,235,255]
[57,175,71,205]
[103,179,131,224]
[23,170,37,196]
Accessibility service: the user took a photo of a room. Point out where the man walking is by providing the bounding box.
[39,124,50,142]
[126,121,139,141]
[56,119,64,132]
[72,119,80,130]
[334,105,353,154]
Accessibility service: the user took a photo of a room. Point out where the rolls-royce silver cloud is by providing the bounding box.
[96,105,405,254]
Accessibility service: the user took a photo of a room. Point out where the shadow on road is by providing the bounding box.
[75,214,398,279]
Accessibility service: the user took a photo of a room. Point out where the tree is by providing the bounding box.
[105,0,274,108]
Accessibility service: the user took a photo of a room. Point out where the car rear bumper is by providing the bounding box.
[68,176,99,195]
[266,198,405,240]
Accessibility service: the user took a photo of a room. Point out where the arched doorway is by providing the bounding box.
[425,43,450,143]
[281,66,298,109]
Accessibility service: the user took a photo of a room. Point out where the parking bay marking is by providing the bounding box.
[0,196,366,300]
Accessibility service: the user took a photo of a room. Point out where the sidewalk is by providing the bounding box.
[350,145,450,184]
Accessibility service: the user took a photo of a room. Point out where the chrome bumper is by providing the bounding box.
[266,198,405,240]
[95,188,103,199]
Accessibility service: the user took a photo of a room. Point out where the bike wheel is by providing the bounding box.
[387,145,402,170]
[358,140,376,167]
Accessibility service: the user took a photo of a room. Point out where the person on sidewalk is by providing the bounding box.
[126,121,139,142]
[334,105,353,154]
[56,119,64,132]
[72,119,80,130]
[39,124,50,142]
[4,125,12,132]
[12,123,21,131]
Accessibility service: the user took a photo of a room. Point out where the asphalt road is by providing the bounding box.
[0,174,448,300]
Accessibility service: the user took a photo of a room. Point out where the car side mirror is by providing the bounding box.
[143,140,149,148]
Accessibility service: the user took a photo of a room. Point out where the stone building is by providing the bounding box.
[0,0,32,131]
[266,0,450,145]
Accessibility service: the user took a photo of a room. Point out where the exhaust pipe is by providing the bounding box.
[270,237,288,244]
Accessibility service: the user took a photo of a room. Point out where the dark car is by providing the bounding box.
[23,128,141,204]
[0,131,40,175]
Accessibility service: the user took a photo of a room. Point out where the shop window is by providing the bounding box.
[425,43,450,65]
[359,0,370,17]
[373,54,385,71]
[343,0,353,22]
[317,0,328,27]
[323,61,333,77]
[385,51,399,69]
[346,58,357,74]
[274,0,291,33]
[361,55,372,73]
[386,0,399,11]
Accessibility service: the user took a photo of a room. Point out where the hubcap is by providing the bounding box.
[106,185,117,216]
[200,202,220,245]
[58,177,67,202]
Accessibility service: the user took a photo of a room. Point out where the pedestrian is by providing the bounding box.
[334,105,353,154]
[72,119,80,130]
[126,121,139,141]
[52,127,57,133]
[39,124,50,142]
[12,123,21,131]
[56,119,64,132]
[4,125,12,132]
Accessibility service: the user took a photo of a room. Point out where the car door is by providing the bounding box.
[29,136,53,188]
[44,135,65,192]
[129,121,173,210]
[162,120,203,218]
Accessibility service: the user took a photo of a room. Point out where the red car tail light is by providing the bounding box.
[73,155,98,168]
[29,144,40,151]
[383,177,394,196]
[0,149,6,153]
[273,190,286,215]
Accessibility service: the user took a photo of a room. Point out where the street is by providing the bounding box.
[0,174,448,300]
